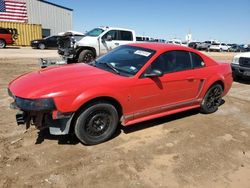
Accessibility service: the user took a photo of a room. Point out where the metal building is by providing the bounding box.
[26,0,73,37]
[0,0,73,45]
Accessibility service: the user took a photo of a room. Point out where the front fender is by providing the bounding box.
[70,86,127,112]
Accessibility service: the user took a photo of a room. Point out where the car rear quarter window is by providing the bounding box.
[190,52,205,68]
[119,31,133,41]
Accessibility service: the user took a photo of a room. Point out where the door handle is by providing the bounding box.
[114,43,119,46]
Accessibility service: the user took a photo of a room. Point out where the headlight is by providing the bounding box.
[15,97,56,111]
[232,57,239,65]
[32,41,38,43]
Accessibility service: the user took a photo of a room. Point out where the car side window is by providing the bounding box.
[47,36,57,41]
[102,30,118,40]
[162,51,192,73]
[119,31,133,41]
[145,50,192,75]
[190,52,205,68]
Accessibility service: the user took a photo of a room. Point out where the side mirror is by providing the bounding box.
[144,69,163,78]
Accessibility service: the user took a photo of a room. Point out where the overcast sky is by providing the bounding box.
[52,0,250,44]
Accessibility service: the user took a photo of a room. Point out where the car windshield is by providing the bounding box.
[85,28,104,37]
[93,45,156,77]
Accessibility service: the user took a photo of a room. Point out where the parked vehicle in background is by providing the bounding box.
[58,26,136,63]
[181,41,188,46]
[231,52,250,80]
[229,44,246,52]
[0,27,17,48]
[208,43,230,52]
[168,39,182,45]
[57,31,85,60]
[150,38,166,43]
[244,45,250,52]
[188,42,200,49]
[31,35,62,49]
[136,35,150,42]
[8,43,233,145]
[196,40,217,51]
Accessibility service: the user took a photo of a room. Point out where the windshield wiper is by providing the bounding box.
[102,62,120,74]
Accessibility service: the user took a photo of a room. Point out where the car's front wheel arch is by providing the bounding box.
[72,97,123,145]
[69,97,123,133]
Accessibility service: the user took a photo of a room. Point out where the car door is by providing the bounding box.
[131,50,204,118]
[46,36,58,48]
[99,30,119,55]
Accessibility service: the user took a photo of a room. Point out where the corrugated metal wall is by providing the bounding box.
[26,0,73,35]
[0,21,42,46]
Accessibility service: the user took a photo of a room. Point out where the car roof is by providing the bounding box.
[128,42,193,53]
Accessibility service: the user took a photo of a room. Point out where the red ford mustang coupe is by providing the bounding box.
[8,43,233,145]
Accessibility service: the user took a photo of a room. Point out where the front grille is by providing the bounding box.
[239,57,250,68]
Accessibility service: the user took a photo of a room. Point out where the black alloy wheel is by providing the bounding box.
[74,102,119,145]
[200,84,223,114]
[78,50,95,63]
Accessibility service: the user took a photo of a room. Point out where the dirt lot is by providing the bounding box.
[0,47,250,188]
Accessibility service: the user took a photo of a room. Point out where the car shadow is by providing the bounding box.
[35,106,226,145]
[35,128,80,145]
[4,46,20,49]
[35,125,122,145]
[234,78,250,84]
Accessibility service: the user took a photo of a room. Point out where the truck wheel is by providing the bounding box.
[232,73,240,81]
[0,39,6,49]
[74,102,119,145]
[38,43,46,50]
[78,50,94,63]
[200,84,223,114]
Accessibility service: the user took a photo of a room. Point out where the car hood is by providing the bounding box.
[9,64,122,99]
[234,52,250,58]
[76,36,98,46]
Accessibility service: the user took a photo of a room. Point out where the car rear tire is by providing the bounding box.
[38,43,46,50]
[200,84,223,114]
[0,39,6,49]
[78,50,95,63]
[74,101,119,145]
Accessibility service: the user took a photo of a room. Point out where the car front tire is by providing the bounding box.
[38,43,46,50]
[74,102,119,145]
[200,84,223,114]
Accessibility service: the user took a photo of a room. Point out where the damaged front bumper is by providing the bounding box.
[9,90,74,135]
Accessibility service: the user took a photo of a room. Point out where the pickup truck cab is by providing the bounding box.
[61,26,136,63]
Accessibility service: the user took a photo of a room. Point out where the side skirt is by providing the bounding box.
[122,99,201,126]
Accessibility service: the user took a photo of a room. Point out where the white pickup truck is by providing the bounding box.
[231,52,250,80]
[58,26,136,63]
